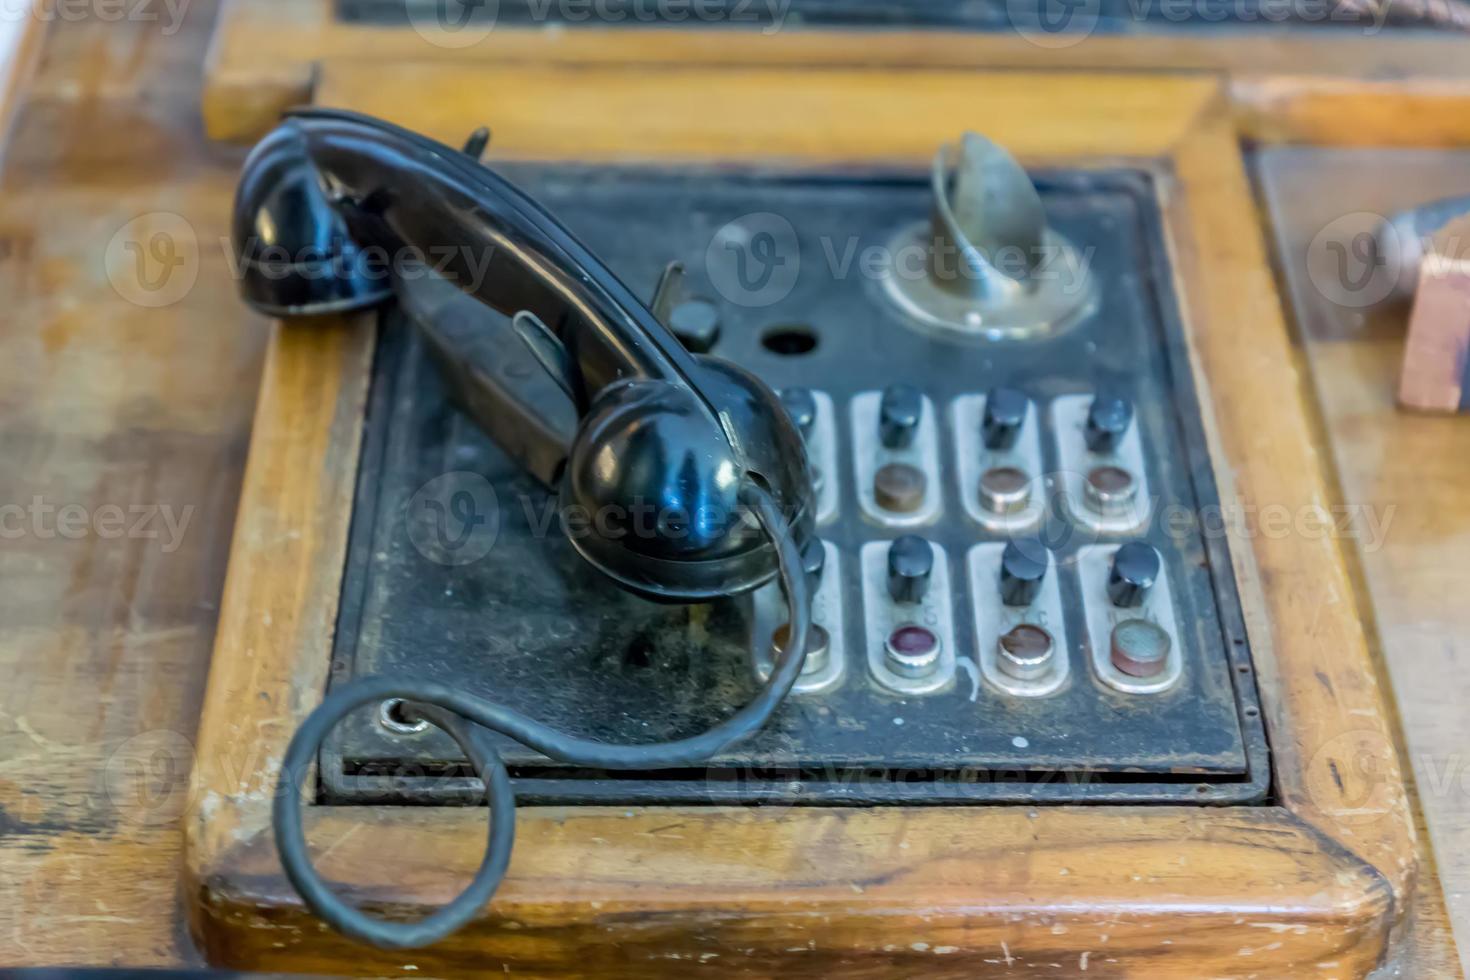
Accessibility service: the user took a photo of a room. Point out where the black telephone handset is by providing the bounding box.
[233,109,815,948]
[236,107,813,600]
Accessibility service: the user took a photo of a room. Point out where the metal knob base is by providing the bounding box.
[879,132,1096,341]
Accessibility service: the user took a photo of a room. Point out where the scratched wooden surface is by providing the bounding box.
[202,0,1470,147]
[0,2,260,965]
[0,4,1462,975]
[1258,147,1470,979]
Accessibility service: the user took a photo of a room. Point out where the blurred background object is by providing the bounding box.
[1399,213,1470,412]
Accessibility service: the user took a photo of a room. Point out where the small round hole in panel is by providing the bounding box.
[761,324,819,356]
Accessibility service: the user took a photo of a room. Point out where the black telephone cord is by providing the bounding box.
[272,482,811,949]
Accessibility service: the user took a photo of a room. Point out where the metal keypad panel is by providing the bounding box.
[323,165,1268,806]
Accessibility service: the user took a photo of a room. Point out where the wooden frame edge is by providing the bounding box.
[186,315,377,862]
[201,0,1470,146]
[1164,107,1418,909]
[307,63,1221,163]
[189,802,1395,975]
[183,69,1415,977]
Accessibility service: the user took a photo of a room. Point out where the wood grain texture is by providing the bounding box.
[1256,145,1470,978]
[0,1,257,966]
[0,9,1457,975]
[1168,113,1418,904]
[203,0,1470,145]
[317,63,1216,164]
[196,805,1391,977]
[188,315,375,863]
[1234,77,1470,147]
[182,69,1417,977]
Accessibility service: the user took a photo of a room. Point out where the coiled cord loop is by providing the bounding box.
[272,483,810,949]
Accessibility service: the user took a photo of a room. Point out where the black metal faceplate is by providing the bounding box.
[340,0,1442,33]
[322,165,1270,806]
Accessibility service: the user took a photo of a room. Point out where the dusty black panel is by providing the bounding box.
[322,165,1269,805]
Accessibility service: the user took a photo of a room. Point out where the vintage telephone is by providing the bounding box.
[231,108,1272,953]
[233,109,818,948]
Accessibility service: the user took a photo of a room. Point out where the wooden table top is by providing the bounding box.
[1258,146,1470,979]
[0,6,1462,976]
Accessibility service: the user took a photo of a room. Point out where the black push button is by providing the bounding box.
[1085,392,1133,453]
[780,386,818,439]
[668,297,721,353]
[999,537,1048,607]
[1108,540,1161,608]
[982,386,1028,450]
[886,534,934,604]
[879,384,923,449]
[801,536,827,592]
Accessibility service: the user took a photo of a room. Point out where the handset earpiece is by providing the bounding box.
[232,107,814,600]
